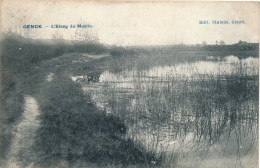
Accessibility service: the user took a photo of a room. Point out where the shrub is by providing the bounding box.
[110,47,125,57]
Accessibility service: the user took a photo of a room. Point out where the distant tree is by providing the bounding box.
[238,40,247,44]
[72,20,99,44]
[216,41,218,45]
[177,43,185,48]
[23,28,39,44]
[4,2,40,43]
[219,40,225,45]
[4,2,27,35]
[73,28,98,44]
[202,41,207,47]
[52,31,65,44]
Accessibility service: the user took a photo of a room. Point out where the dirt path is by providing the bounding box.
[5,95,40,168]
[3,53,110,168]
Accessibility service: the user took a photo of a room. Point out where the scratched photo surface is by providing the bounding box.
[0,1,259,168]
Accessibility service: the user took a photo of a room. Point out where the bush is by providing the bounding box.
[110,47,125,57]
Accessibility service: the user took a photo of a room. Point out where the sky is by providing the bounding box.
[1,0,259,46]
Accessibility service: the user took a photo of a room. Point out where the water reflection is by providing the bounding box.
[82,55,258,167]
[99,56,258,87]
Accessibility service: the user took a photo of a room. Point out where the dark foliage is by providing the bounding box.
[110,47,126,57]
[69,43,107,54]
[32,74,158,167]
[0,33,109,164]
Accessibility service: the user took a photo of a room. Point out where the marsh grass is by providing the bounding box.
[99,57,259,167]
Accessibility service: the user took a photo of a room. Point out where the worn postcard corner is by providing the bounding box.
[0,1,259,168]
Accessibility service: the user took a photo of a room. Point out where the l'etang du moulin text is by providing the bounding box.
[23,24,93,29]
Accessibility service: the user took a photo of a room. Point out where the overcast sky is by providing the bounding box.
[1,1,259,46]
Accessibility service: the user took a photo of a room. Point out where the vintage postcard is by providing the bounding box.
[0,1,259,168]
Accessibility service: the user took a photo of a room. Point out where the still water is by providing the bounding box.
[81,55,258,167]
[99,56,258,88]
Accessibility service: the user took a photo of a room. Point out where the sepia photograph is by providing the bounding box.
[0,1,259,168]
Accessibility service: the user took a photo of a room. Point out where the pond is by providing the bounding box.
[78,55,258,167]
[99,55,258,86]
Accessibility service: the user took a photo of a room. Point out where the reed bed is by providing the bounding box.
[97,58,259,167]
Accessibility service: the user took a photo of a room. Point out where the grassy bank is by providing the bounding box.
[0,33,160,167]
[0,33,107,164]
[26,73,159,167]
